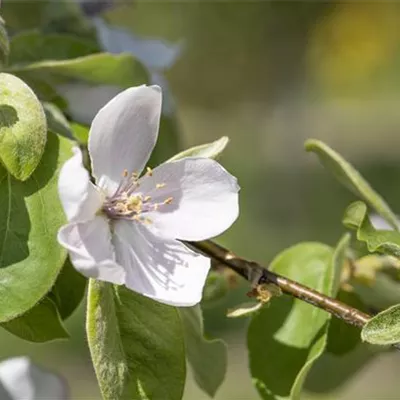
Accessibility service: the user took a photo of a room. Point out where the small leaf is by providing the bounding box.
[50,257,87,320]
[0,16,9,68]
[0,132,72,322]
[343,201,400,258]
[361,303,400,345]
[43,102,74,139]
[227,302,264,318]
[180,305,227,398]
[167,136,229,162]
[248,242,336,400]
[0,73,47,180]
[87,280,186,400]
[305,139,399,230]
[1,297,69,343]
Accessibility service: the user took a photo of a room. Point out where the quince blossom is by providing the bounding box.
[57,85,239,306]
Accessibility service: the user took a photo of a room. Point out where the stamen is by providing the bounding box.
[122,169,128,177]
[146,167,153,176]
[164,197,173,205]
[144,195,152,202]
[156,183,166,189]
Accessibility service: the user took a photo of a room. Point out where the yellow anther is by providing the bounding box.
[153,204,159,211]
[126,195,143,213]
[146,167,153,176]
[144,195,152,202]
[156,183,166,189]
[123,169,128,177]
[164,197,173,205]
[131,171,139,179]
[142,217,153,225]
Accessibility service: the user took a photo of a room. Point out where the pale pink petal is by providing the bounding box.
[112,220,210,306]
[88,85,162,194]
[137,158,239,240]
[58,147,103,222]
[58,216,125,284]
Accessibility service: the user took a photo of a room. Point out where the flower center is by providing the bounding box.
[102,168,173,224]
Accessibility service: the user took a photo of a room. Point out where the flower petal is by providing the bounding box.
[112,221,210,306]
[58,146,103,222]
[88,85,162,193]
[138,158,239,240]
[58,216,125,285]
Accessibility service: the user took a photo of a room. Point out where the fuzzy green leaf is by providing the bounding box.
[0,132,71,322]
[86,280,186,400]
[0,73,47,181]
[305,139,399,230]
[361,303,400,345]
[180,305,227,398]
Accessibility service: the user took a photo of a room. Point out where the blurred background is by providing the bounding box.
[2,1,400,398]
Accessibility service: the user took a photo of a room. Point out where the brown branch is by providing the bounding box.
[188,240,371,328]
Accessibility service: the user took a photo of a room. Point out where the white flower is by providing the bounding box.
[57,85,239,306]
[0,357,68,400]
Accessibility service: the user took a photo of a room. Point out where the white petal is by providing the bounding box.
[58,147,103,222]
[0,357,68,400]
[138,158,239,240]
[58,216,125,285]
[88,85,162,193]
[112,221,210,306]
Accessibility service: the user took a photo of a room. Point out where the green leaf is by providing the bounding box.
[327,290,364,355]
[0,16,9,68]
[179,305,227,398]
[167,136,229,162]
[50,257,86,320]
[87,280,186,400]
[9,31,98,65]
[361,303,400,345]
[248,242,336,400]
[0,73,47,181]
[43,102,74,139]
[10,52,148,88]
[1,296,69,342]
[343,201,400,257]
[305,139,399,230]
[0,132,72,322]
